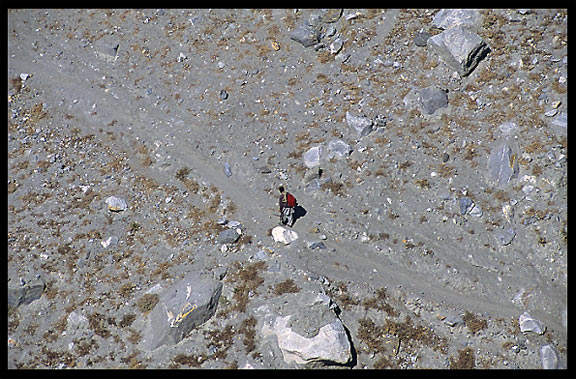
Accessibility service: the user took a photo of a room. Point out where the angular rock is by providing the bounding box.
[519,312,546,335]
[432,9,480,30]
[428,25,490,77]
[290,23,321,47]
[327,139,352,160]
[487,141,519,186]
[459,197,474,215]
[276,317,351,365]
[495,227,516,246]
[142,272,223,351]
[218,228,241,244]
[261,291,352,366]
[346,111,373,137]
[419,86,448,115]
[271,226,299,245]
[303,145,322,168]
[549,111,567,136]
[8,280,45,308]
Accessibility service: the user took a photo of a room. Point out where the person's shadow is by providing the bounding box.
[293,204,307,226]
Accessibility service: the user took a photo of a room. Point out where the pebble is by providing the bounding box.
[105,196,128,212]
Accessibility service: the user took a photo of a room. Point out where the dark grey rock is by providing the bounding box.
[290,23,321,47]
[218,228,240,244]
[414,31,432,47]
[419,87,448,115]
[142,272,223,351]
[8,279,45,308]
[308,241,326,250]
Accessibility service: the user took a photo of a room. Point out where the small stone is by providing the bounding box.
[495,227,516,246]
[308,241,326,250]
[303,145,322,168]
[290,23,321,47]
[219,90,229,100]
[105,196,128,212]
[459,197,474,215]
[329,37,343,54]
[346,111,373,137]
[519,312,546,335]
[419,87,448,115]
[414,31,432,47]
[218,228,241,244]
[224,162,232,177]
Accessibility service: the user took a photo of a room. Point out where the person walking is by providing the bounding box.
[278,185,297,227]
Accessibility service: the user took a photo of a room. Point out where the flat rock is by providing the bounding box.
[8,279,45,308]
[218,228,241,244]
[142,272,223,351]
[419,86,448,115]
[487,140,519,186]
[303,145,322,168]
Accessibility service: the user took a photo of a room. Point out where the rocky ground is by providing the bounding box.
[7,9,567,370]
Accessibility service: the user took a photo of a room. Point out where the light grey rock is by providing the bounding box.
[428,25,490,77]
[142,272,223,351]
[443,313,464,327]
[261,291,352,366]
[308,241,326,250]
[290,23,321,47]
[495,227,516,246]
[549,111,567,136]
[419,86,448,115]
[519,311,546,335]
[327,139,352,160]
[432,9,480,30]
[345,111,373,137]
[459,197,474,215]
[224,162,232,177]
[271,226,299,245]
[540,344,560,369]
[303,145,322,168]
[487,141,519,186]
[329,37,343,54]
[105,196,128,212]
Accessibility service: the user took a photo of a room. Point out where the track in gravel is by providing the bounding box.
[13,34,566,343]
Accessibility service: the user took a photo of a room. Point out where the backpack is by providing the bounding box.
[286,193,296,208]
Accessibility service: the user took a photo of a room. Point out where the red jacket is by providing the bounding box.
[279,192,296,209]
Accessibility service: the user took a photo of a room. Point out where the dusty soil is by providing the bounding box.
[8,9,567,370]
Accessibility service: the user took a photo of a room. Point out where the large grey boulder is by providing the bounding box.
[487,140,519,186]
[260,292,352,366]
[142,272,223,351]
[8,279,45,308]
[432,9,481,30]
[428,25,490,77]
